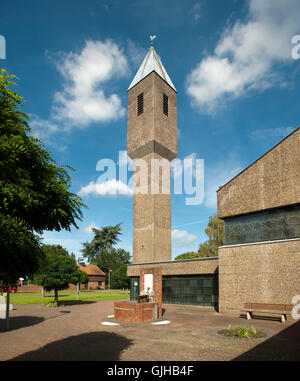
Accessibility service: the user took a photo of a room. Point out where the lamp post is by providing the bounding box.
[108,270,112,293]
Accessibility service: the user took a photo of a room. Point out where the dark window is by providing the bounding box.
[162,274,218,308]
[224,204,300,245]
[130,277,140,301]
[163,93,168,116]
[137,93,143,116]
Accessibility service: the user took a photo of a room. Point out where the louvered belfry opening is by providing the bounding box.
[137,92,144,116]
[163,93,168,116]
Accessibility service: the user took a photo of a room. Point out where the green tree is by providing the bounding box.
[81,223,122,264]
[81,225,131,289]
[174,251,199,260]
[0,69,85,283]
[110,263,130,290]
[198,215,224,257]
[31,245,88,306]
[175,215,224,260]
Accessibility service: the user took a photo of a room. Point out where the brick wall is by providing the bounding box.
[114,301,158,322]
[140,267,162,318]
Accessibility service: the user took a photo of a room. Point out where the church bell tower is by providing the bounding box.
[127,44,177,263]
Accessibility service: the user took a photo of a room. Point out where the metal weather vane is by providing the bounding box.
[150,35,156,46]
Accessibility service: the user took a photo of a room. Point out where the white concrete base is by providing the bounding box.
[101,321,120,326]
[152,320,170,325]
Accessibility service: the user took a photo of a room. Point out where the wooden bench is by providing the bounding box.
[242,303,293,323]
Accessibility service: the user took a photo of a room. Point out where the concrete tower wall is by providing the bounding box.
[127,71,177,264]
[132,152,172,263]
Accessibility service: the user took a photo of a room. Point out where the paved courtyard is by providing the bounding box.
[0,300,299,361]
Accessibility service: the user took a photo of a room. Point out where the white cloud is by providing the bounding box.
[78,179,133,197]
[52,40,128,126]
[249,126,295,141]
[30,39,129,149]
[83,221,100,234]
[186,0,300,113]
[172,229,197,248]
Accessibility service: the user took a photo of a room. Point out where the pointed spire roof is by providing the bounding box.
[128,46,176,92]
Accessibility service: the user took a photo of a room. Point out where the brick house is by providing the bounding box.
[17,264,106,292]
[78,264,106,290]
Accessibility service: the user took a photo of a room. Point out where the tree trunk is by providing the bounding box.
[54,289,58,307]
[6,284,10,331]
[41,286,45,298]
[77,283,79,301]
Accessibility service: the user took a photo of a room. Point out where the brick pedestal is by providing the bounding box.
[140,267,162,318]
[114,301,158,323]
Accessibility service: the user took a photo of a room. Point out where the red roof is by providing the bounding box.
[78,264,106,276]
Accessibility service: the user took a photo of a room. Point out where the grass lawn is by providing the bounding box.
[9,293,130,304]
[14,289,129,296]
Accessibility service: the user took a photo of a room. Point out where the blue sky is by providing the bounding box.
[1,0,300,260]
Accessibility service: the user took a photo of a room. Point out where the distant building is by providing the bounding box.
[78,264,106,290]
[17,263,106,292]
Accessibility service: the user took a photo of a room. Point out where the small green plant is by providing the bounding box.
[218,325,265,339]
[237,326,250,338]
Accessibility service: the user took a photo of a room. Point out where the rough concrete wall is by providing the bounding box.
[217,128,300,218]
[153,73,177,157]
[127,258,219,276]
[132,152,172,263]
[127,72,177,160]
[128,71,177,264]
[218,239,300,315]
[127,74,155,157]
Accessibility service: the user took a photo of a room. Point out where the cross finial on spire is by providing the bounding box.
[150,35,156,46]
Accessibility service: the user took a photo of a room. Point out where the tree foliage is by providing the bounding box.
[81,223,122,264]
[0,69,85,282]
[30,245,88,305]
[198,214,224,257]
[174,251,199,260]
[199,214,224,257]
[110,263,130,289]
[80,224,131,287]
[92,247,131,277]
[175,215,224,260]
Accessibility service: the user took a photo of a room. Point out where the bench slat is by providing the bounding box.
[244,303,293,312]
[241,309,291,315]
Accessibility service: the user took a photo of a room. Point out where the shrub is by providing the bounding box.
[237,326,250,338]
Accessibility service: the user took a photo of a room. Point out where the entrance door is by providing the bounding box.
[130,277,140,301]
